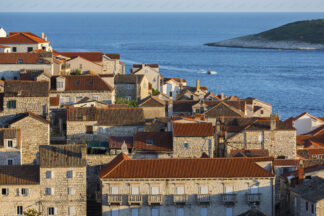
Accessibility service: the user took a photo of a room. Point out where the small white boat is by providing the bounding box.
[208,70,217,75]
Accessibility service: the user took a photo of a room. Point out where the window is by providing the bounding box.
[45,188,52,195]
[12,47,17,52]
[260,110,264,114]
[57,81,64,89]
[68,187,75,195]
[92,96,99,101]
[195,109,200,113]
[131,208,138,216]
[17,59,23,64]
[200,186,208,194]
[200,208,207,216]
[46,170,52,179]
[66,170,73,178]
[112,209,118,216]
[176,186,184,195]
[7,140,13,148]
[176,208,184,216]
[68,206,75,215]
[146,139,154,145]
[21,188,29,196]
[38,59,43,63]
[76,96,82,101]
[27,47,33,52]
[226,208,232,216]
[7,100,16,109]
[127,84,132,90]
[1,188,8,196]
[151,186,159,195]
[88,81,93,86]
[306,201,308,211]
[311,204,314,214]
[17,206,23,215]
[111,186,119,194]
[48,207,55,215]
[152,208,159,216]
[131,186,139,195]
[7,159,13,165]
[86,126,93,134]
[184,142,189,149]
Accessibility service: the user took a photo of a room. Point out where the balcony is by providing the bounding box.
[246,193,261,204]
[128,194,142,205]
[108,194,123,205]
[222,194,237,205]
[173,194,189,204]
[197,194,211,203]
[148,194,163,205]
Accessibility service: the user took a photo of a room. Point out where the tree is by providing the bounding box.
[152,88,159,95]
[70,69,82,75]
[24,209,41,216]
[115,96,138,107]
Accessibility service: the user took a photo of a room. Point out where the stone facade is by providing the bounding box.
[141,107,165,120]
[102,177,275,216]
[226,130,296,159]
[68,56,103,74]
[102,57,125,75]
[0,150,20,165]
[114,75,149,101]
[173,136,214,158]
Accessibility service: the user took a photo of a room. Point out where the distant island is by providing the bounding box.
[205,19,324,50]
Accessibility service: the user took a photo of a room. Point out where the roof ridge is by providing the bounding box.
[100,153,128,178]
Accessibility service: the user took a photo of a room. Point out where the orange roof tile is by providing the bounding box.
[57,52,103,62]
[133,132,173,152]
[50,96,60,106]
[100,154,274,179]
[0,32,49,44]
[273,159,299,166]
[173,122,214,137]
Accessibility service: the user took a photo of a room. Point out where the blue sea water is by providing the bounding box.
[1,12,324,119]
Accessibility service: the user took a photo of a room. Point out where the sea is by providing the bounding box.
[1,12,324,119]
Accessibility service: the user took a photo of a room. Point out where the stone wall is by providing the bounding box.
[102,177,274,216]
[0,63,53,79]
[10,116,50,165]
[173,136,214,158]
[1,96,49,118]
[0,149,20,165]
[40,167,87,216]
[0,184,40,215]
[102,59,124,75]
[68,56,102,74]
[115,84,137,100]
[226,130,296,159]
[142,107,165,120]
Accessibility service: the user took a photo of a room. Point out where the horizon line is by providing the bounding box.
[1,11,324,13]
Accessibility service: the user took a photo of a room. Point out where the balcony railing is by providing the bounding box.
[128,194,142,205]
[222,194,237,204]
[108,194,123,205]
[148,194,163,205]
[197,194,211,203]
[173,194,189,204]
[246,193,261,203]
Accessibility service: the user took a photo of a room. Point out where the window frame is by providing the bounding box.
[66,170,73,179]
[48,207,55,215]
[17,206,23,215]
[21,188,29,196]
[1,188,8,196]
[45,170,52,179]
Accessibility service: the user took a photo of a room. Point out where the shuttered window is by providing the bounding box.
[7,100,16,109]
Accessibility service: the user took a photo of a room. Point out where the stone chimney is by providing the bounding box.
[41,32,45,39]
[297,160,304,184]
[168,97,173,117]
[142,63,145,69]
[196,79,200,91]
[270,114,277,130]
[221,92,224,100]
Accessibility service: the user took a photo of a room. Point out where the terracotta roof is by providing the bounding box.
[0,53,51,64]
[133,132,173,152]
[100,153,274,179]
[139,96,166,107]
[51,75,113,92]
[297,148,324,159]
[57,52,103,62]
[273,159,298,166]
[114,74,145,84]
[104,54,120,60]
[173,122,214,137]
[0,165,40,185]
[173,100,198,113]
[4,80,49,97]
[0,128,21,147]
[204,91,221,100]
[0,45,10,48]
[163,78,186,83]
[0,32,49,44]
[50,96,60,106]
[20,70,51,81]
[109,136,133,149]
[204,101,244,118]
[40,144,87,168]
[67,107,145,126]
[303,125,324,136]
[230,149,269,158]
[291,176,324,203]
[133,64,159,68]
[6,112,49,125]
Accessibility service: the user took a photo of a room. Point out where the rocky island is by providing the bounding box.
[206,19,324,50]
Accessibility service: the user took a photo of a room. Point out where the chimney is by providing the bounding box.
[168,97,173,117]
[41,32,45,39]
[270,114,277,130]
[297,160,304,184]
[196,79,200,91]
[142,63,145,69]
[221,92,224,100]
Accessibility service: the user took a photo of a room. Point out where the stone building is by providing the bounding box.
[223,115,297,159]
[0,80,50,124]
[176,79,208,100]
[0,128,21,165]
[138,96,166,120]
[172,122,215,158]
[285,112,324,135]
[0,165,41,215]
[39,144,87,216]
[131,63,161,90]
[162,78,186,100]
[114,74,149,101]
[100,154,275,216]
[103,54,125,75]
[6,112,50,165]
[66,107,145,145]
[66,56,103,74]
[50,74,115,106]
[243,97,272,118]
[0,52,54,79]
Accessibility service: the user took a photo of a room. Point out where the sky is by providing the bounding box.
[0,0,324,12]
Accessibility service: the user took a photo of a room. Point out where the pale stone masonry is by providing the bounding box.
[0,128,21,165]
[131,63,161,90]
[100,154,275,216]
[114,74,149,101]
[138,96,166,120]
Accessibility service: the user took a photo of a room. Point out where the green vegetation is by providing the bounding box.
[152,88,160,96]
[115,96,138,107]
[255,19,324,44]
[70,69,82,75]
[24,209,41,216]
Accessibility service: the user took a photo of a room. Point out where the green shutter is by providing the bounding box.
[13,100,16,108]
